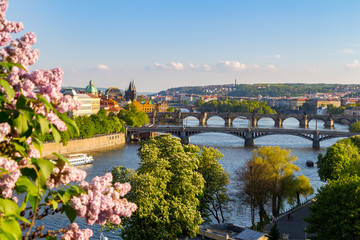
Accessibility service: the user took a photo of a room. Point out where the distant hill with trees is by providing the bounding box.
[158,83,357,98]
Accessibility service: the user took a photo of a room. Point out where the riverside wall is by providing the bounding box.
[41,133,125,157]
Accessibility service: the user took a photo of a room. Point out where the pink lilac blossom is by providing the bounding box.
[0,122,10,142]
[71,173,137,226]
[0,157,21,198]
[61,223,93,240]
[46,111,67,131]
[46,163,87,189]
[27,148,40,159]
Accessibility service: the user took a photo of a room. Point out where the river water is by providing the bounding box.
[42,117,349,239]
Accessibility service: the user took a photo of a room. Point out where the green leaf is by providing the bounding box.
[37,94,55,113]
[0,218,22,240]
[50,199,58,210]
[60,116,79,136]
[59,190,71,204]
[45,236,57,240]
[52,152,70,165]
[69,185,86,195]
[15,176,38,195]
[51,125,61,143]
[38,115,50,135]
[12,143,26,156]
[0,79,15,101]
[28,194,40,212]
[13,114,29,135]
[63,205,77,223]
[34,158,54,188]
[0,198,20,216]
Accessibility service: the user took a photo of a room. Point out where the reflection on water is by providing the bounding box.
[42,118,348,238]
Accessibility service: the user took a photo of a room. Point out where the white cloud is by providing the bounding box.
[216,61,248,71]
[346,60,360,70]
[189,63,212,71]
[154,62,184,70]
[96,64,110,70]
[274,54,281,59]
[341,48,355,54]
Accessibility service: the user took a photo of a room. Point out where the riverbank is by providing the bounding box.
[41,133,125,157]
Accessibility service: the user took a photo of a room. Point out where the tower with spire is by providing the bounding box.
[125,79,136,101]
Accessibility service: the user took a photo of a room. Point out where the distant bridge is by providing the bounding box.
[147,111,359,128]
[127,126,358,148]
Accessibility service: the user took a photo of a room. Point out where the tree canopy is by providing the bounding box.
[235,146,313,229]
[197,99,276,114]
[306,175,360,239]
[111,135,230,239]
[317,136,360,181]
[117,103,149,127]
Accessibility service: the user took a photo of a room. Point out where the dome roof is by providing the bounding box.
[85,80,98,93]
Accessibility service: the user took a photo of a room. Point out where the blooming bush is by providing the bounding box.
[0,1,136,239]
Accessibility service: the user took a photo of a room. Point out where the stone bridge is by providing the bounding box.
[147,111,359,128]
[127,126,358,148]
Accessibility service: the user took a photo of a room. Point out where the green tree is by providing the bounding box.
[306,175,360,239]
[117,135,205,240]
[235,159,273,228]
[196,147,230,223]
[317,137,360,181]
[349,121,360,132]
[268,222,281,240]
[242,146,312,217]
[117,103,149,127]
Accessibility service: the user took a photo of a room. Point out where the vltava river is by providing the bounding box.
[42,117,349,239]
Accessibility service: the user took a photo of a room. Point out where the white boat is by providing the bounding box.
[67,153,94,166]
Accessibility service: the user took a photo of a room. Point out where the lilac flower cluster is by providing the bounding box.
[0,122,10,142]
[71,173,137,226]
[46,162,87,189]
[0,157,21,198]
[61,223,93,240]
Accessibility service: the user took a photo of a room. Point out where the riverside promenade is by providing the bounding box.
[267,201,314,240]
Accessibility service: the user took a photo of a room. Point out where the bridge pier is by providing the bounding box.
[180,129,190,144]
[250,118,258,128]
[274,118,283,128]
[312,132,320,148]
[299,117,308,128]
[199,113,207,126]
[324,119,334,129]
[244,129,254,147]
[225,118,233,127]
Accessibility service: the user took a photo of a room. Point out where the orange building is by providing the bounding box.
[100,97,123,114]
[132,100,155,113]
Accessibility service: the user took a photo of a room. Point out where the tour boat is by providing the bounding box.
[306,160,314,167]
[67,153,94,166]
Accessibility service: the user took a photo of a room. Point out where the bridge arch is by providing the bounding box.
[206,115,226,126]
[257,117,276,128]
[282,117,301,128]
[233,116,250,128]
[183,116,200,126]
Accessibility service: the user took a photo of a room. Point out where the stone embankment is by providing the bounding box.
[41,133,125,157]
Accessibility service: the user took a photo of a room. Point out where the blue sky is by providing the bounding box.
[6,0,360,92]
